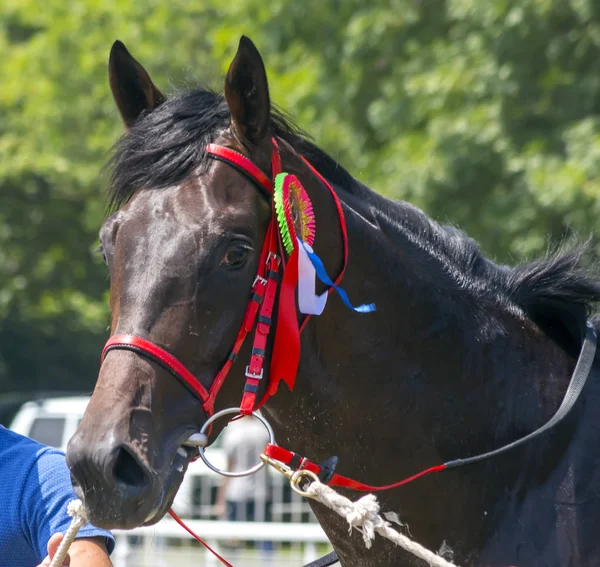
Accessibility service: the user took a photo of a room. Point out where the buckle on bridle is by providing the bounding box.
[267,251,280,266]
[253,275,268,287]
[245,366,264,380]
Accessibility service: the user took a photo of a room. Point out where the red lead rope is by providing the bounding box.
[168,509,234,567]
[263,444,447,491]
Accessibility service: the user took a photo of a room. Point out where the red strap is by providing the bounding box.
[102,335,210,403]
[267,245,301,397]
[240,235,280,414]
[203,276,266,414]
[205,144,272,195]
[263,444,447,492]
[202,323,251,416]
[202,222,273,414]
[301,157,348,273]
[270,138,282,179]
[168,509,234,567]
[241,138,290,411]
[297,156,350,335]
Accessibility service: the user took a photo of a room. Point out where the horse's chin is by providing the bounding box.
[80,494,156,531]
[141,447,193,526]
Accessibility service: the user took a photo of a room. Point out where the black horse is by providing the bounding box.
[66,36,600,566]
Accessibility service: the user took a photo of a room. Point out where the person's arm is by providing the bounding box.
[24,448,115,564]
[39,533,112,567]
[70,536,112,567]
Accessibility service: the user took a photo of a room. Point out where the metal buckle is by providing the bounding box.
[260,453,293,478]
[289,469,320,499]
[253,275,267,287]
[267,251,280,266]
[245,366,264,380]
[259,454,319,499]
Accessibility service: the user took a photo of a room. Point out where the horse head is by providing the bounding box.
[65,36,344,529]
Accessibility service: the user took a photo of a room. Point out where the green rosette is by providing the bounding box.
[273,172,297,255]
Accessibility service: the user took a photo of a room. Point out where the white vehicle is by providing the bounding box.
[8,395,225,517]
[9,396,89,452]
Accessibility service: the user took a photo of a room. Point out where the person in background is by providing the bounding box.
[215,415,273,552]
[0,425,114,566]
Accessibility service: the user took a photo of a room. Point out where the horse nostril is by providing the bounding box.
[113,446,149,488]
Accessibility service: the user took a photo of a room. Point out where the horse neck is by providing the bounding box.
[263,175,575,486]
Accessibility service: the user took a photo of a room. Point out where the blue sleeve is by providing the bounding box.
[21,447,115,560]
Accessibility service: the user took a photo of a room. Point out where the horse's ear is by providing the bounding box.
[224,36,271,145]
[108,40,165,128]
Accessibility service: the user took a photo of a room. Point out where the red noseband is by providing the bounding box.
[102,335,210,404]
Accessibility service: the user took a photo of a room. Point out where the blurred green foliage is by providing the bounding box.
[1,0,599,395]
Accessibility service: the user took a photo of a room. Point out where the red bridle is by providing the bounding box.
[101,137,349,418]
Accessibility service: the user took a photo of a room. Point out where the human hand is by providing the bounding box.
[39,533,69,566]
[215,501,226,520]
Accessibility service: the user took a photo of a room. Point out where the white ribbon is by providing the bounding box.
[297,238,328,315]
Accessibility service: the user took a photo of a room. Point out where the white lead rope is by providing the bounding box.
[52,469,456,567]
[303,479,458,567]
[48,499,87,567]
[257,456,460,567]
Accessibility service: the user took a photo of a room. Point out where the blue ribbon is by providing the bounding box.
[299,240,376,314]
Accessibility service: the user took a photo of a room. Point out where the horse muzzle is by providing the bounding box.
[66,431,163,529]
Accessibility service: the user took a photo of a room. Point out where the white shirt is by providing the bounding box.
[221,416,272,503]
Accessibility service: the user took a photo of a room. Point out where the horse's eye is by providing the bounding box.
[222,244,251,269]
[97,245,108,265]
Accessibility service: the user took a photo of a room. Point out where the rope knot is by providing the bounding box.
[67,499,87,523]
[48,499,88,567]
[344,494,384,548]
[304,477,457,566]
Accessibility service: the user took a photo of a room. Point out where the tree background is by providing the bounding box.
[1,0,599,419]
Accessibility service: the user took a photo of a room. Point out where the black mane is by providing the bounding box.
[396,209,600,355]
[108,87,355,211]
[107,86,600,357]
[506,245,600,354]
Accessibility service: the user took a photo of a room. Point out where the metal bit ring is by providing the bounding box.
[196,407,275,478]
